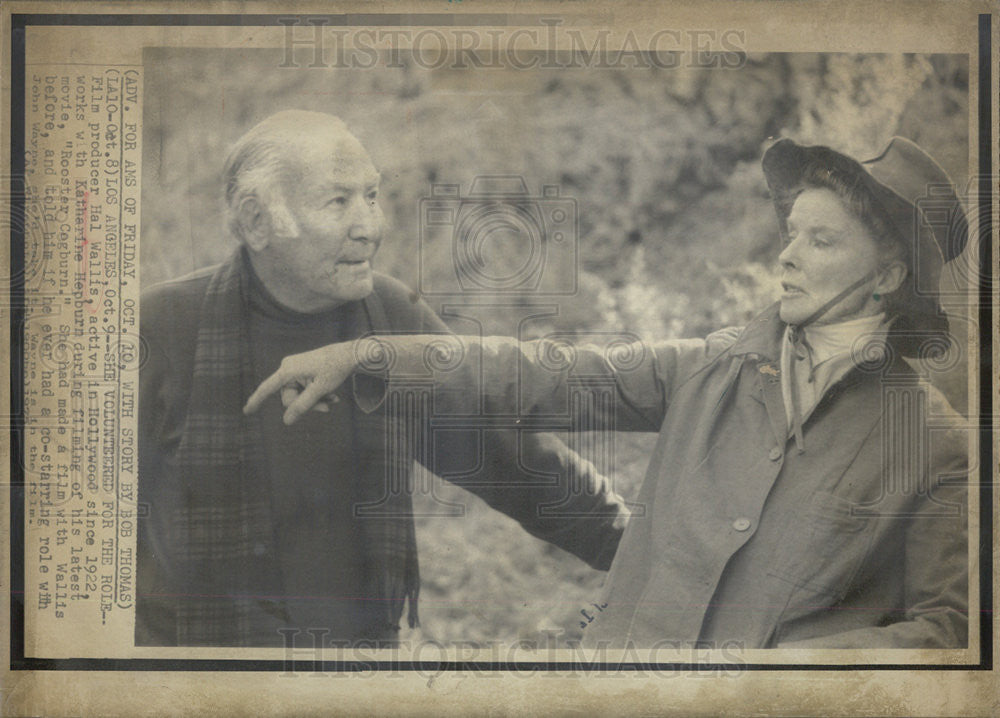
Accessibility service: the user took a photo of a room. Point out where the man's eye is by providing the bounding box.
[367,191,378,202]
[327,197,347,207]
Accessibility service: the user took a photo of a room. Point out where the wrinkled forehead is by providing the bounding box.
[280,128,380,190]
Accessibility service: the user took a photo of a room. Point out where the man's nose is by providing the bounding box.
[347,197,381,242]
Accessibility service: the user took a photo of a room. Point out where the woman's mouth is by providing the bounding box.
[781,282,805,297]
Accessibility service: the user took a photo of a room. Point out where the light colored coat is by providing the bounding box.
[425,303,969,648]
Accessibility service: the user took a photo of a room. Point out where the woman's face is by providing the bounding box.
[778,187,887,326]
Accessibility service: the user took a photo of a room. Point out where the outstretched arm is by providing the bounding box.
[244,333,673,430]
[243,325,743,569]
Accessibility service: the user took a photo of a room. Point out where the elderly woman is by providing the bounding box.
[245,137,969,649]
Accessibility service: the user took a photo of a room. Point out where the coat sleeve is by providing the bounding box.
[135,284,181,645]
[135,271,215,645]
[357,326,741,432]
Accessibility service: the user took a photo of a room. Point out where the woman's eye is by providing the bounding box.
[327,197,347,207]
[367,191,378,203]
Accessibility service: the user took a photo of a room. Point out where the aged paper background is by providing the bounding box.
[2,0,997,715]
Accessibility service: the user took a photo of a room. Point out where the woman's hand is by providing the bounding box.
[244,341,359,424]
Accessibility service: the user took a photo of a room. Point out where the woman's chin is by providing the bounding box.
[778,296,812,325]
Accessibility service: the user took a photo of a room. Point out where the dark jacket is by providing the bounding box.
[137,264,627,645]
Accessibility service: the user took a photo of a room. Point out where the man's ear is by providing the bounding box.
[236,196,271,252]
[875,259,907,297]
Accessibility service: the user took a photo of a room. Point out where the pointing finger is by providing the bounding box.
[244,368,287,414]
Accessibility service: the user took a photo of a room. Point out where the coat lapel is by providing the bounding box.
[756,360,789,448]
[730,303,789,448]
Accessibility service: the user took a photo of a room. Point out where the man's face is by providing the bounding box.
[263,131,384,312]
[777,187,883,326]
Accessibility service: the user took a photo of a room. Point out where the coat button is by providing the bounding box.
[732,518,752,532]
[768,447,783,461]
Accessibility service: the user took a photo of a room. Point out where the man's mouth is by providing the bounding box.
[336,258,370,267]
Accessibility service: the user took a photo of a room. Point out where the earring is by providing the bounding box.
[873,293,881,301]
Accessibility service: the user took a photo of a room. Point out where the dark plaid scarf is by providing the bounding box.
[168,249,419,645]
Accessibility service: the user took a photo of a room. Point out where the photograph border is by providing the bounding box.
[6,10,995,674]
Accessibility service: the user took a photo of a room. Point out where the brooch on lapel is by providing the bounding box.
[758,364,780,377]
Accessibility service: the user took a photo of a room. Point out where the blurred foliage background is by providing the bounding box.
[142,48,969,644]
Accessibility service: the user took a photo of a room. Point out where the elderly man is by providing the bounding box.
[136,110,627,647]
[247,136,970,649]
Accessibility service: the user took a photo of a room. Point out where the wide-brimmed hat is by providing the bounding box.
[761,136,968,356]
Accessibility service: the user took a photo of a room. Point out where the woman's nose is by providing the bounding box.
[778,234,799,268]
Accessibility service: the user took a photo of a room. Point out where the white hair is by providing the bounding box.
[222,110,353,241]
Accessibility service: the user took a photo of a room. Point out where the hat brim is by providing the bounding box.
[762,140,924,243]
